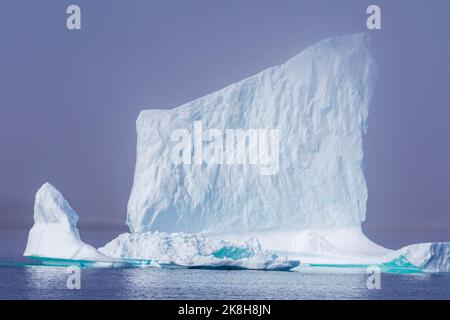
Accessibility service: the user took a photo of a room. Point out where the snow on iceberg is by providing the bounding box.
[383,243,450,273]
[127,33,376,235]
[99,232,300,271]
[24,183,113,264]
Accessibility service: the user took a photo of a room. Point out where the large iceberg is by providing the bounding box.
[125,33,390,262]
[23,33,450,273]
[128,33,375,235]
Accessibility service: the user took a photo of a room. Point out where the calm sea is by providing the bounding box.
[1,229,449,300]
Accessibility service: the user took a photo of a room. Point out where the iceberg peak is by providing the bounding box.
[32,182,79,234]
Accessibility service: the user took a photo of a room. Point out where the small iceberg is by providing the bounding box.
[23,183,299,271]
[23,183,115,266]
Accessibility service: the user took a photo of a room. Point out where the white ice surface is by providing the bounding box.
[24,34,450,272]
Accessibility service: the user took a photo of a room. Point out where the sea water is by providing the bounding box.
[2,229,449,300]
[1,265,450,300]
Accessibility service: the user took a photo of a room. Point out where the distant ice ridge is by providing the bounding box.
[23,183,112,264]
[99,232,299,271]
[127,33,376,234]
[382,243,450,273]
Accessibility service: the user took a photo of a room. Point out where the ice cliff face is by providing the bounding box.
[24,183,110,261]
[127,33,377,234]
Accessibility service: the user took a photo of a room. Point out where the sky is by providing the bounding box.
[0,0,449,255]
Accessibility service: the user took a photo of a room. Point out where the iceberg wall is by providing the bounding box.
[127,33,377,234]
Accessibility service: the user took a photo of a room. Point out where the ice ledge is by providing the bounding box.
[99,231,300,271]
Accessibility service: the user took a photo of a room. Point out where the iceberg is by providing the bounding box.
[24,183,113,264]
[23,33,450,272]
[125,32,392,263]
[382,243,450,273]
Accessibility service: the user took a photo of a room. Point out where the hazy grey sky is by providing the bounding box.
[0,0,449,253]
